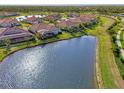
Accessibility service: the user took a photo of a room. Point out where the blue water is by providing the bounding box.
[0,36,96,89]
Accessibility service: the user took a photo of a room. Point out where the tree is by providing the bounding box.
[117,17,121,21]
[112,45,120,57]
[112,34,117,43]
[0,40,4,47]
[4,38,11,54]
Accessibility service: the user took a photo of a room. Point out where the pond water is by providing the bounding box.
[0,36,96,89]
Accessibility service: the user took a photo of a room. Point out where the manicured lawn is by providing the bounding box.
[18,21,31,30]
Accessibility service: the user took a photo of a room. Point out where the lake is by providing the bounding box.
[0,36,96,89]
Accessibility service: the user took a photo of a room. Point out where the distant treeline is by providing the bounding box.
[0,6,124,13]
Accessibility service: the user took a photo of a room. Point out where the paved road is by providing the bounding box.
[116,28,124,58]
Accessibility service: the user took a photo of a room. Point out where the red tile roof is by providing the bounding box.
[79,14,96,22]
[0,27,31,37]
[44,14,60,20]
[57,14,96,28]
[0,27,33,42]
[26,16,37,21]
[57,18,81,28]
[25,16,39,23]
[0,18,18,24]
[31,23,57,32]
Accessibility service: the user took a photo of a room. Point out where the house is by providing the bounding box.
[69,18,82,25]
[57,14,97,31]
[24,16,40,24]
[79,14,97,28]
[44,13,61,21]
[29,23,61,39]
[0,27,34,44]
[79,14,97,23]
[57,18,82,30]
[57,18,81,32]
[0,18,20,28]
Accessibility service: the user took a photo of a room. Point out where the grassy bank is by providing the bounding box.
[87,16,117,88]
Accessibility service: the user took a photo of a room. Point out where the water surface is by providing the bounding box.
[0,36,96,89]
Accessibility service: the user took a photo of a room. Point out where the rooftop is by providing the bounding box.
[0,27,31,37]
[31,23,57,32]
[0,18,18,24]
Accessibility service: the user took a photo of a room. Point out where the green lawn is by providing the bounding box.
[18,21,31,30]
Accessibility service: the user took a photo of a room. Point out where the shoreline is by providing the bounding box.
[0,34,98,89]
[95,38,103,88]
[0,34,86,63]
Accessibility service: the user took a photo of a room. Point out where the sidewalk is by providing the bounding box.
[116,28,124,58]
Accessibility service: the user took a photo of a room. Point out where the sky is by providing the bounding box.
[0,0,124,5]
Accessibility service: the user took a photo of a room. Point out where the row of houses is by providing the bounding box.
[16,15,46,22]
[0,15,43,44]
[57,14,97,31]
[0,16,40,28]
[0,13,37,44]
[0,14,61,44]
[0,13,97,45]
[27,14,97,39]
[25,14,97,39]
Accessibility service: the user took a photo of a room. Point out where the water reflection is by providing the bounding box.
[0,36,96,89]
